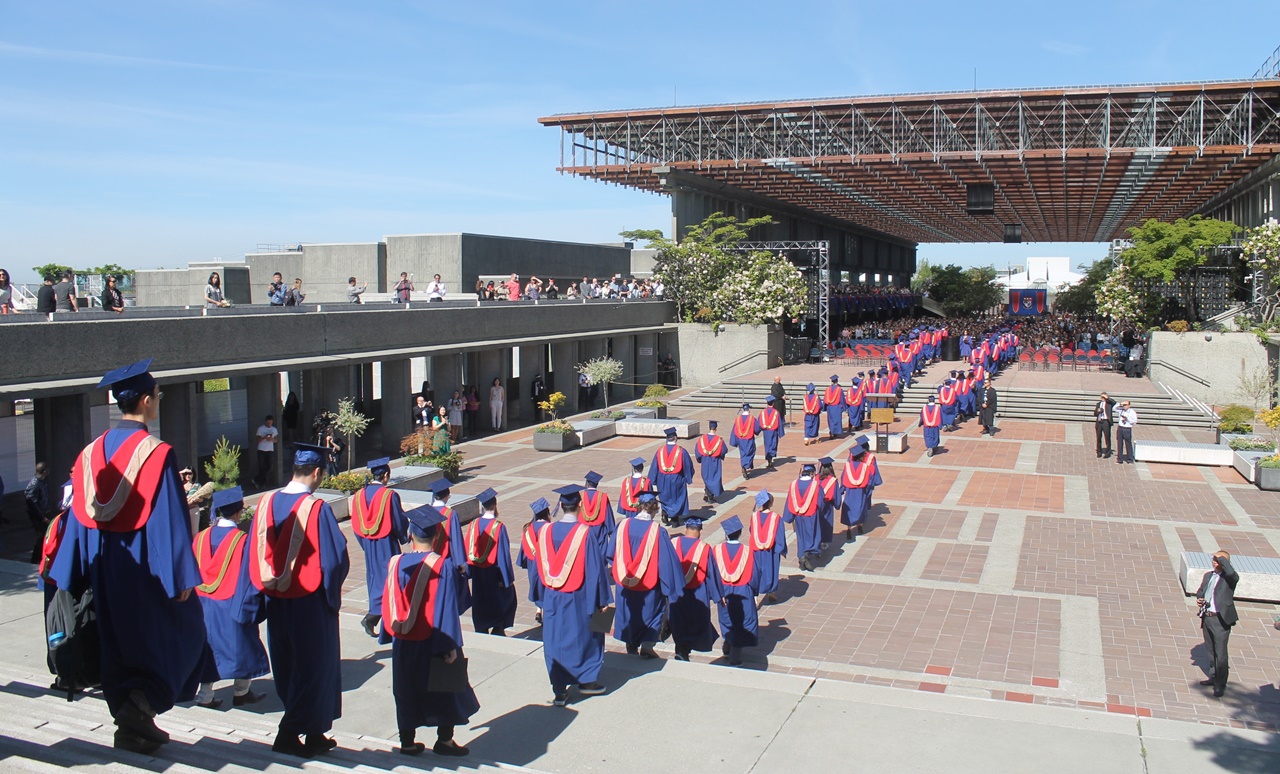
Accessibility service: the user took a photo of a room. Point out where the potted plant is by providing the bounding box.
[533,391,578,452]
[635,383,670,419]
[1255,408,1280,490]
[1217,404,1256,442]
[578,357,624,408]
[319,470,372,494]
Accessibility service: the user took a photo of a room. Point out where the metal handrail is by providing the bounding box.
[1147,359,1212,387]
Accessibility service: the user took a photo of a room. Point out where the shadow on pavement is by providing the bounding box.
[467,702,578,766]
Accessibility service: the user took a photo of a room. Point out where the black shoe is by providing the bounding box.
[113,728,162,755]
[196,697,223,709]
[766,458,774,468]
[722,641,732,656]
[535,611,543,625]
[640,645,659,659]
[578,682,607,696]
[233,690,266,707]
[399,742,426,755]
[434,739,470,757]
[674,651,690,662]
[272,731,311,758]
[626,644,639,656]
[115,699,169,744]
[1199,679,1215,686]
[846,528,854,540]
[304,735,337,755]
[1213,687,1225,698]
[361,614,380,638]
[491,628,506,637]
[1096,453,1102,459]
[552,692,568,706]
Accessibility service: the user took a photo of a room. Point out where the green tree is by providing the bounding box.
[1095,261,1143,323]
[1052,260,1111,317]
[32,263,73,280]
[204,437,241,490]
[91,263,134,280]
[1123,216,1240,282]
[578,357,625,408]
[926,264,1003,317]
[910,258,937,293]
[332,397,372,471]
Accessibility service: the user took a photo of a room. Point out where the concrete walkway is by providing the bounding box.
[0,561,1275,773]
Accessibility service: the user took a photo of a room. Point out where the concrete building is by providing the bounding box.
[133,263,252,307]
[993,257,1085,291]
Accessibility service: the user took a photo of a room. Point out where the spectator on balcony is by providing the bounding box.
[544,278,560,299]
[204,272,231,309]
[566,282,580,299]
[524,276,543,300]
[283,277,305,307]
[426,273,447,302]
[348,276,367,303]
[101,275,126,314]
[267,272,286,306]
[53,271,79,313]
[394,272,414,303]
[0,268,14,313]
[505,273,522,302]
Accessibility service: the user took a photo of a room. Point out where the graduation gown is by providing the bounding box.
[648,443,695,521]
[537,520,613,689]
[251,488,350,736]
[669,536,718,653]
[748,510,788,595]
[709,542,758,647]
[802,394,823,439]
[729,414,761,469]
[516,522,545,607]
[432,502,472,613]
[351,484,408,615]
[823,385,845,436]
[47,421,207,717]
[920,404,942,449]
[193,523,268,681]
[464,515,518,632]
[839,455,882,527]
[579,488,618,563]
[380,552,481,731]
[694,434,727,498]
[611,518,682,647]
[844,385,865,431]
[759,407,784,460]
[617,475,650,518]
[782,478,822,559]
[817,475,838,545]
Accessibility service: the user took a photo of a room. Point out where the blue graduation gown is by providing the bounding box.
[648,444,695,521]
[516,522,545,607]
[434,500,472,613]
[922,423,941,449]
[817,477,837,545]
[669,536,718,653]
[749,512,788,595]
[381,553,481,731]
[823,388,845,436]
[694,437,726,498]
[759,410,784,460]
[709,543,759,647]
[803,396,822,438]
[47,421,207,717]
[612,518,682,647]
[467,516,518,632]
[782,479,822,559]
[353,484,407,615]
[541,520,613,689]
[198,524,269,681]
[839,461,882,527]
[728,416,761,470]
[844,389,864,430]
[260,490,350,736]
[580,489,617,563]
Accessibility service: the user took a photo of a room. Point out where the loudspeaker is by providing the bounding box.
[966,184,995,215]
[1003,224,1022,244]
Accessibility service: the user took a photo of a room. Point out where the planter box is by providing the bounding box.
[390,489,481,524]
[615,418,700,438]
[572,419,616,446]
[1259,465,1280,491]
[1233,450,1270,484]
[621,407,657,419]
[387,464,445,491]
[533,431,579,452]
[1133,441,1233,466]
[1180,552,1280,602]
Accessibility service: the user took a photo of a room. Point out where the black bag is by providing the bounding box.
[45,585,100,700]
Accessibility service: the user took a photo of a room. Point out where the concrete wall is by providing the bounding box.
[244,243,385,304]
[1148,331,1274,408]
[383,234,463,296]
[135,264,251,307]
[629,248,658,277]
[676,322,783,387]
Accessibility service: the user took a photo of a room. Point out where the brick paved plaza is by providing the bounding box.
[340,364,1280,737]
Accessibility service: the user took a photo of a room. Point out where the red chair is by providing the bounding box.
[1018,350,1032,369]
[1088,352,1102,370]
[1046,351,1060,371]
[1032,350,1047,370]
[1060,349,1076,370]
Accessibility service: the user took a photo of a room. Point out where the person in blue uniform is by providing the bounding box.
[47,358,207,754]
[517,497,552,624]
[429,478,471,613]
[538,485,613,706]
[350,457,408,638]
[579,470,616,561]
[729,403,762,478]
[844,375,865,433]
[668,518,718,660]
[782,462,823,571]
[649,427,694,527]
[617,459,650,517]
[816,456,838,550]
[759,396,784,468]
[920,395,942,457]
[802,384,823,446]
[694,422,726,504]
[823,375,845,439]
[748,490,787,604]
[839,441,882,540]
[193,487,268,709]
[381,504,478,758]
[250,443,350,758]
[464,488,517,635]
[708,515,758,667]
[612,490,682,658]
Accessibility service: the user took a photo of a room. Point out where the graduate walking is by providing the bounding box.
[579,471,617,562]
[694,421,727,504]
[730,403,762,477]
[802,384,823,445]
[920,395,942,457]
[193,487,268,709]
[839,440,882,540]
[816,456,838,550]
[465,488,518,636]
[611,491,683,658]
[748,491,787,604]
[381,505,479,758]
[823,375,845,439]
[250,443,350,758]
[669,519,718,661]
[349,457,408,638]
[517,498,552,624]
[759,396,784,468]
[782,463,823,571]
[649,427,695,526]
[47,359,207,754]
[709,515,759,667]
[844,374,866,433]
[617,458,651,518]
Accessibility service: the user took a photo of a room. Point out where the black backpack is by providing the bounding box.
[45,584,100,700]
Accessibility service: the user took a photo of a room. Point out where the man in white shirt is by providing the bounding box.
[653,279,664,300]
[1115,401,1137,464]
[426,274,447,302]
[253,415,280,487]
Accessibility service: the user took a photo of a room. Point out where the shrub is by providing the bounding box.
[320,470,371,493]
[204,436,241,489]
[642,384,670,399]
[591,410,627,420]
[535,420,576,435]
[424,449,464,481]
[1165,319,1190,333]
[1260,454,1280,469]
[1218,404,1256,433]
[1228,437,1275,451]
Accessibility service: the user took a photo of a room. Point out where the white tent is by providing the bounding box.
[993,257,1084,290]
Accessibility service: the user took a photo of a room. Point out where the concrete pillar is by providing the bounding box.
[0,399,13,419]
[611,336,636,405]
[246,372,283,486]
[159,382,200,473]
[33,393,92,484]
[552,341,580,414]
[659,330,681,388]
[381,358,413,457]
[319,365,357,413]
[430,354,463,414]
[636,333,658,393]
[517,345,546,422]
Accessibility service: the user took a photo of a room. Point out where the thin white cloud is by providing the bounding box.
[0,40,282,74]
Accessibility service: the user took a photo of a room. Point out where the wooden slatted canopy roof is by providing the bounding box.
[539,80,1280,243]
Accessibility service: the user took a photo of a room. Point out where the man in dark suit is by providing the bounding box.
[978,384,998,435]
[1195,550,1239,697]
[1095,392,1116,458]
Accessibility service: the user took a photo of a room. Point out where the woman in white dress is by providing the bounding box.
[488,377,505,430]
[447,390,466,443]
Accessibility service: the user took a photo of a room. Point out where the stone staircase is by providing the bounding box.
[673,376,1219,430]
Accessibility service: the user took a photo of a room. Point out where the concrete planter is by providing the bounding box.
[572,419,617,446]
[533,431,579,452]
[1258,465,1280,491]
[315,489,352,521]
[387,464,445,491]
[635,404,668,419]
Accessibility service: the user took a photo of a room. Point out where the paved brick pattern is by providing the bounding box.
[974,513,1000,543]
[1208,529,1280,559]
[921,543,988,584]
[874,466,958,505]
[959,470,1064,512]
[1088,477,1234,524]
[1148,462,1209,482]
[929,438,1022,469]
[846,538,916,577]
[908,508,968,540]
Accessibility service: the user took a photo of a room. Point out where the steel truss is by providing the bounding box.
[541,82,1280,244]
[726,240,830,348]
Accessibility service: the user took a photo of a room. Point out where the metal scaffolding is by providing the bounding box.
[727,240,831,347]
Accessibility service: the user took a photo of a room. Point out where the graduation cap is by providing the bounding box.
[830,374,840,382]
[950,370,958,377]
[741,402,751,411]
[584,470,604,486]
[97,358,157,403]
[554,483,584,507]
[684,518,703,530]
[856,372,865,377]
[212,486,243,517]
[721,515,744,537]
[850,440,869,456]
[292,443,327,467]
[476,487,498,507]
[405,504,446,538]
[754,489,772,508]
[765,395,775,404]
[801,462,816,474]
[707,420,718,430]
[806,383,815,392]
[637,489,658,504]
[529,497,550,515]
[367,457,391,476]
[663,427,678,440]
[630,457,646,469]
[429,478,452,496]
[927,394,937,402]
[818,456,834,466]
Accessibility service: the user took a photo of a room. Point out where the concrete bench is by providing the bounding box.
[1179,552,1280,602]
[387,464,445,491]
[572,419,617,446]
[391,489,481,524]
[615,418,700,439]
[1134,441,1233,466]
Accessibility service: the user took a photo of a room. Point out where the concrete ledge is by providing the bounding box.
[572,419,617,446]
[387,464,445,491]
[390,488,480,524]
[1233,450,1267,484]
[622,407,659,419]
[887,432,909,453]
[615,418,700,438]
[1179,552,1280,602]
[1134,441,1233,466]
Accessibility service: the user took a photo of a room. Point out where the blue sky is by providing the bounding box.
[1,0,1274,283]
